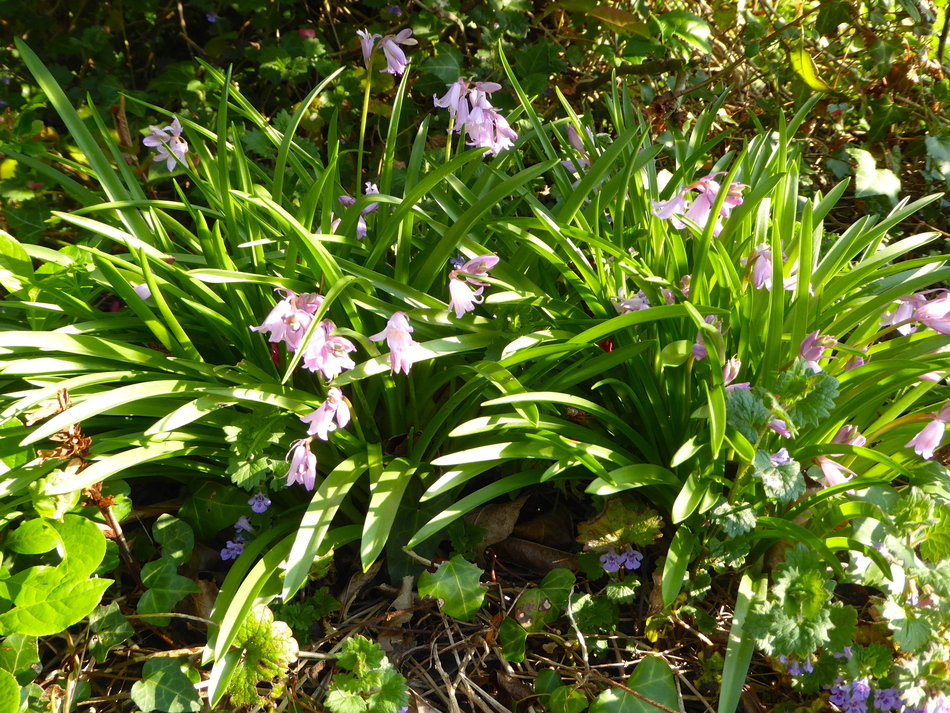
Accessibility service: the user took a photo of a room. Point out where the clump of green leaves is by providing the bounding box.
[745,544,856,657]
[273,587,341,644]
[325,635,409,713]
[576,497,664,552]
[137,515,199,627]
[222,406,292,491]
[226,605,299,709]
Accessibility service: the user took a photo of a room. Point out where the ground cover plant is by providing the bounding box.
[2,5,950,713]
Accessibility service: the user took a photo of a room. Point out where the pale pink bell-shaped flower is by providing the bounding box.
[370,311,419,374]
[447,255,499,319]
[448,278,484,318]
[357,29,381,69]
[143,116,188,171]
[286,439,318,490]
[561,123,592,173]
[880,294,927,335]
[434,79,468,119]
[906,402,950,460]
[614,289,650,314]
[302,322,357,380]
[652,172,746,237]
[250,289,325,352]
[302,387,351,441]
[132,283,152,301]
[914,292,950,335]
[799,331,836,373]
[770,419,792,438]
[723,356,750,391]
[378,28,416,75]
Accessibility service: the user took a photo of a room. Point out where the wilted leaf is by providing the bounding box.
[576,497,664,551]
[588,6,649,35]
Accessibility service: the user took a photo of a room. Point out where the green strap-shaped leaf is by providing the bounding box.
[719,575,767,713]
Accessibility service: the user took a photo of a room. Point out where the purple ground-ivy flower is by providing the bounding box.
[873,688,901,712]
[221,540,245,560]
[769,419,792,438]
[770,448,794,466]
[234,516,253,533]
[248,493,271,514]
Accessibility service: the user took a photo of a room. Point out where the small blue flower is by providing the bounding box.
[599,548,622,573]
[235,515,253,532]
[873,688,901,712]
[221,540,244,560]
[206,12,219,22]
[386,4,402,15]
[249,493,271,513]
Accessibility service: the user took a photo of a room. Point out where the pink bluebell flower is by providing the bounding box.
[302,322,357,380]
[906,402,950,460]
[378,28,416,75]
[370,311,419,374]
[815,425,867,488]
[613,289,650,314]
[880,293,927,335]
[434,79,518,155]
[286,438,318,490]
[561,123,593,173]
[652,172,746,237]
[723,356,750,391]
[448,255,499,318]
[301,387,351,441]
[769,419,791,438]
[143,116,188,171]
[250,289,324,352]
[799,331,836,373]
[914,291,950,335]
[357,29,381,69]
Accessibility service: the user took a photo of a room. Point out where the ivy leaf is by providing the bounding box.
[130,658,201,713]
[576,497,664,551]
[850,147,901,205]
[726,388,771,443]
[418,556,487,622]
[227,605,299,708]
[137,559,199,627]
[153,515,194,567]
[420,43,463,84]
[752,450,804,502]
[178,481,252,540]
[589,657,679,713]
[499,617,527,663]
[88,602,135,662]
[512,568,575,632]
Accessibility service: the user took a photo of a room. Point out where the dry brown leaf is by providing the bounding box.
[491,536,579,575]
